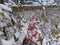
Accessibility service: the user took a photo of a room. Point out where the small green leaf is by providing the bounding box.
[20,25,24,27]
[14,35,19,42]
[14,35,16,42]
[16,38,19,41]
[41,14,48,22]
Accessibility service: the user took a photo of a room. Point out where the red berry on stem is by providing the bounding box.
[28,24,35,31]
[25,37,31,41]
[32,33,37,37]
[24,37,31,44]
[35,17,39,21]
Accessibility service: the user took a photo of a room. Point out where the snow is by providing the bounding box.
[0,8,3,13]
[43,7,46,10]
[8,0,17,7]
[42,37,47,45]
[22,0,57,6]
[0,0,60,45]
[33,2,41,6]
[41,0,56,5]
[4,12,11,20]
[18,32,27,45]
[21,27,28,35]
[1,37,16,45]
[0,31,4,35]
[0,4,12,12]
[14,32,20,38]
[57,23,60,30]
[42,37,51,45]
[0,21,7,27]
[4,2,12,6]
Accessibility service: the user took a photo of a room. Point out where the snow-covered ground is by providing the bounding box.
[0,0,60,45]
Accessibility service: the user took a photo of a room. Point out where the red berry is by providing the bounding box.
[25,37,31,41]
[28,24,35,31]
[35,17,39,21]
[32,33,37,37]
[24,37,30,44]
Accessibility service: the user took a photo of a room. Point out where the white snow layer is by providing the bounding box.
[1,37,16,45]
[0,4,12,12]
